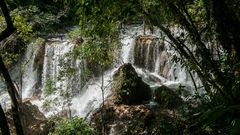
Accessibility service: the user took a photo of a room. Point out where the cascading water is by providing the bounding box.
[121,26,202,94]
[0,25,202,119]
[42,38,74,93]
[21,42,39,98]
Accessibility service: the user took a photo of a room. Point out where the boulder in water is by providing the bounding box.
[113,63,151,105]
[154,85,183,109]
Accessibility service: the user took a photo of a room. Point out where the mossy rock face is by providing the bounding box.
[113,63,151,105]
[154,85,183,109]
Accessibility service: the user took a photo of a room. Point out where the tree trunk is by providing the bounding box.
[0,57,25,135]
[0,104,10,135]
[0,0,25,135]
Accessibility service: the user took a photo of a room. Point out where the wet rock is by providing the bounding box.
[154,85,183,109]
[5,100,51,135]
[91,97,153,135]
[159,50,170,77]
[133,35,160,72]
[33,41,45,71]
[113,63,151,105]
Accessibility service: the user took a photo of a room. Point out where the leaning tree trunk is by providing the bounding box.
[0,56,25,135]
[0,0,25,135]
[0,104,10,135]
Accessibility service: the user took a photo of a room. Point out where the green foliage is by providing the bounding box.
[0,3,64,67]
[13,15,35,41]
[42,79,60,111]
[0,52,19,67]
[44,79,57,96]
[0,16,7,31]
[149,116,185,135]
[42,99,51,110]
[67,27,82,41]
[188,104,240,134]
[49,117,94,135]
[10,5,63,33]
[34,37,45,47]
[76,41,114,67]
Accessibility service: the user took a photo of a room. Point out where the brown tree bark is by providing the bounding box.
[0,104,10,135]
[0,0,25,135]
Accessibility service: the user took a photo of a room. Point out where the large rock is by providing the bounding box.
[154,85,183,109]
[91,97,153,135]
[91,94,185,135]
[4,100,51,135]
[113,63,151,105]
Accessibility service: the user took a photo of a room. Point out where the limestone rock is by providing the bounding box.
[113,63,151,105]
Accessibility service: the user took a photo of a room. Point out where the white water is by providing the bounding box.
[22,42,39,98]
[42,38,73,93]
[0,25,202,118]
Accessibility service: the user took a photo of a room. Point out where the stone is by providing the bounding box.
[91,97,152,135]
[154,85,183,109]
[4,100,51,135]
[113,63,151,105]
[91,86,186,135]
[33,42,45,71]
[159,50,170,77]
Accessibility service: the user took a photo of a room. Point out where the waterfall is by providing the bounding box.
[42,38,74,93]
[21,42,39,98]
[0,25,202,117]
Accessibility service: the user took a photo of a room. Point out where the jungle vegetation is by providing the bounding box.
[0,0,240,134]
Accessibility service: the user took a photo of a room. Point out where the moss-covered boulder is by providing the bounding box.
[113,63,151,105]
[154,85,183,109]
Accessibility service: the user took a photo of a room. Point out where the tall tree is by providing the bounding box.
[0,0,24,134]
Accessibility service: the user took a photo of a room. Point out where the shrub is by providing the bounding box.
[49,117,94,135]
